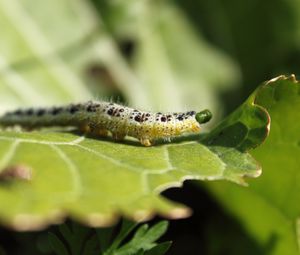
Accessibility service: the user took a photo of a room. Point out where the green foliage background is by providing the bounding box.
[0,0,300,254]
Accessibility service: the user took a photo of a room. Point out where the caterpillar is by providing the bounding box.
[0,101,212,146]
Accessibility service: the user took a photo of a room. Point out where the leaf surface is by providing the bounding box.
[207,75,300,254]
[0,90,269,230]
[0,0,269,231]
[0,118,266,230]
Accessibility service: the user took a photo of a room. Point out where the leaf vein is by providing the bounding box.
[74,144,142,172]
[0,140,20,170]
[50,144,83,197]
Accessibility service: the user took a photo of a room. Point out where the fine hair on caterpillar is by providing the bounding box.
[0,101,212,146]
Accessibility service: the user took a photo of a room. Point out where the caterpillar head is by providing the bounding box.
[196,109,212,124]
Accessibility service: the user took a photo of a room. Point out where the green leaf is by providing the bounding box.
[139,221,169,245]
[96,226,114,253]
[91,0,240,119]
[0,0,93,109]
[50,221,99,255]
[81,235,98,255]
[202,87,270,153]
[131,1,240,114]
[48,232,69,255]
[297,219,300,251]
[133,250,144,255]
[114,221,169,255]
[0,122,266,230]
[207,75,300,254]
[68,222,90,255]
[132,225,149,240]
[58,224,73,244]
[144,241,172,255]
[104,219,137,252]
[0,0,269,231]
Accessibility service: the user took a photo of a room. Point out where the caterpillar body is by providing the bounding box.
[0,101,212,146]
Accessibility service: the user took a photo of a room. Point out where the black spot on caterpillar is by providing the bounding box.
[0,101,212,146]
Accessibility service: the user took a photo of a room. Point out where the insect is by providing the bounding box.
[0,101,212,146]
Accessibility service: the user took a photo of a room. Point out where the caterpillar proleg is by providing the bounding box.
[0,101,212,146]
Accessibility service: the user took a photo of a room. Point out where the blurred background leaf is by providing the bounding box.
[0,0,241,126]
[0,0,94,109]
[176,0,300,108]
